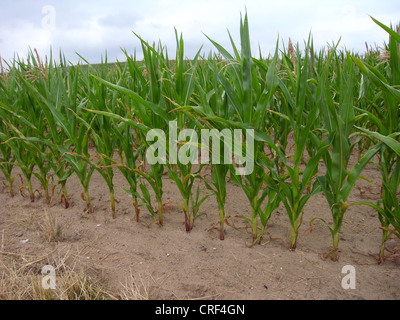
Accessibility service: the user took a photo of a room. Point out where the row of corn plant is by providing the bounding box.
[0,51,57,204]
[0,14,398,261]
[20,53,95,211]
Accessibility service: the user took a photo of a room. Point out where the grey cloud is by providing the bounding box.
[1,0,400,64]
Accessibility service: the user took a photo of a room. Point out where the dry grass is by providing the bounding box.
[120,271,151,300]
[0,247,149,300]
[0,249,111,300]
[0,206,150,300]
[40,209,63,242]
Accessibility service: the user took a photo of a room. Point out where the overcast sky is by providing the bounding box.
[1,0,399,64]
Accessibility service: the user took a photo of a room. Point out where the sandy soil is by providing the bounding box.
[0,152,399,300]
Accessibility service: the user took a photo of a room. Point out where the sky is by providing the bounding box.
[0,0,399,64]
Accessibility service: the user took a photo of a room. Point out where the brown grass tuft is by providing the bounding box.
[0,249,114,300]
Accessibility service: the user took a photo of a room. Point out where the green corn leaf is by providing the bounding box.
[84,108,151,134]
[355,126,400,156]
[91,74,152,125]
[203,34,234,61]
[370,16,400,43]
[350,54,400,101]
[240,12,253,124]
[0,103,38,131]
[300,143,329,194]
[340,143,382,200]
[167,168,186,198]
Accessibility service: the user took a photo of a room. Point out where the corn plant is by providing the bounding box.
[223,16,283,245]
[0,67,20,197]
[3,52,68,207]
[182,13,283,242]
[188,55,231,240]
[20,56,96,211]
[113,124,143,222]
[1,54,59,204]
[163,31,213,232]
[2,121,54,204]
[349,17,400,262]
[77,56,124,218]
[0,127,15,197]
[0,60,42,202]
[167,150,212,232]
[102,94,144,221]
[310,50,383,261]
[88,43,171,225]
[275,39,330,250]
[110,52,149,221]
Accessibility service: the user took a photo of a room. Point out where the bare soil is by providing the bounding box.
[0,154,399,300]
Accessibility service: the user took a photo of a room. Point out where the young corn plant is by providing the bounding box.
[114,124,143,222]
[0,65,22,197]
[190,56,231,240]
[354,151,400,262]
[0,62,56,204]
[350,17,400,262]
[78,57,122,218]
[20,59,96,212]
[5,52,69,208]
[0,68,40,201]
[0,57,45,202]
[167,152,211,232]
[125,37,170,226]
[276,39,330,250]
[223,17,284,245]
[2,127,37,201]
[174,102,233,239]
[177,38,234,239]
[0,128,15,197]
[184,13,283,241]
[312,51,382,261]
[163,31,212,232]
[85,105,164,225]
[88,39,172,225]
[103,97,144,222]
[0,109,16,198]
[2,121,54,204]
[109,53,148,221]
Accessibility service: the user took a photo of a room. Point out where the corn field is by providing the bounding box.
[0,14,399,262]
